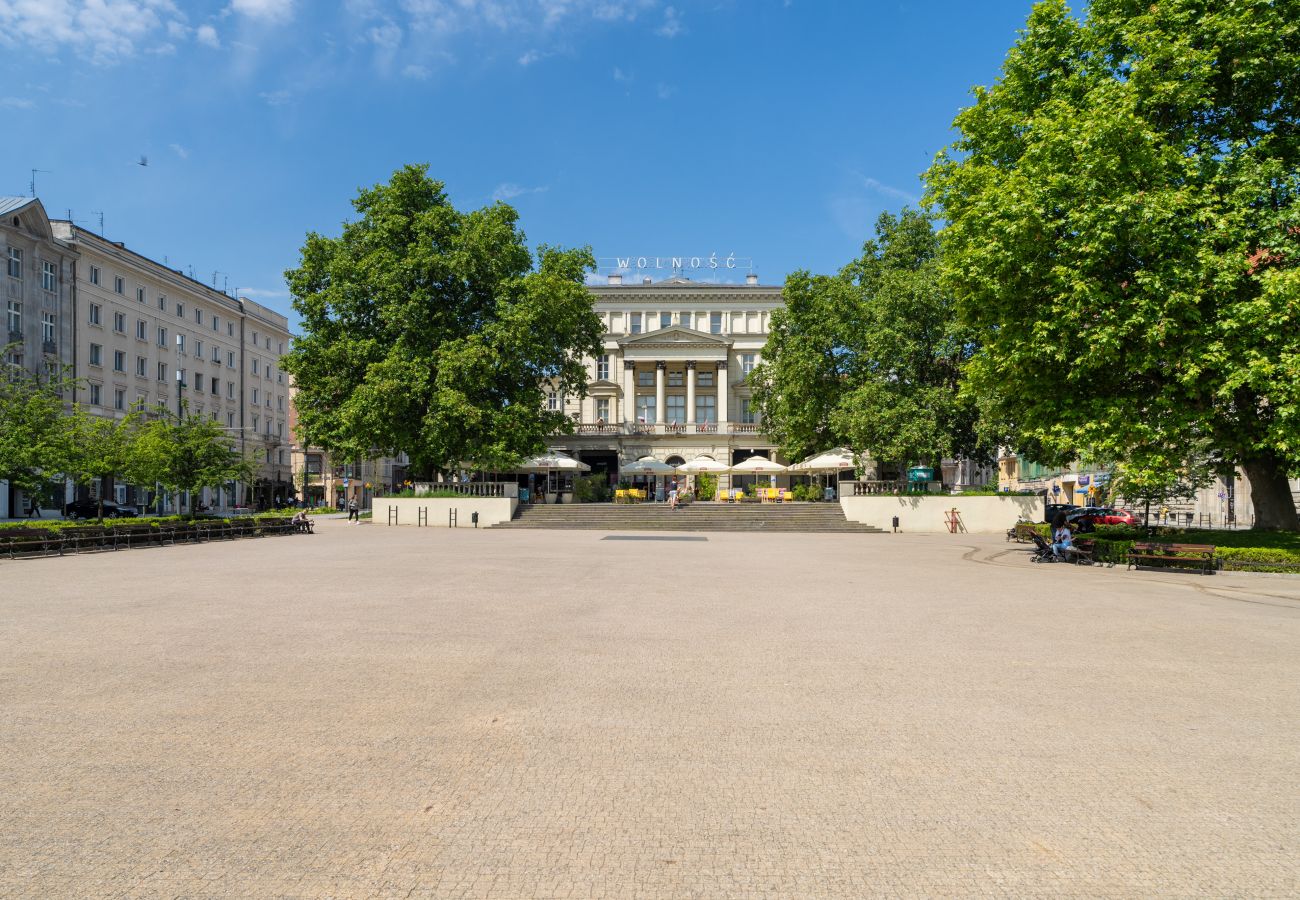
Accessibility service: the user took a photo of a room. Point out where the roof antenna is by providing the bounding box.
[30,169,51,197]
[90,210,104,235]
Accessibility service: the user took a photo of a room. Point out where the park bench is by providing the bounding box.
[64,526,110,553]
[1127,542,1217,575]
[1007,522,1039,543]
[0,528,63,558]
[255,517,296,536]
[109,524,159,550]
[1069,539,1096,565]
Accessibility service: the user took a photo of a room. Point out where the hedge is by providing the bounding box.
[1032,523,1300,572]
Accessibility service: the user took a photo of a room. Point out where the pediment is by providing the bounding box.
[1,197,55,241]
[620,326,731,348]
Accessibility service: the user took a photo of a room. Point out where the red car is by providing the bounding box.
[1066,506,1138,529]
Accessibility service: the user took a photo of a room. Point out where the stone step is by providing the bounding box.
[493,501,883,532]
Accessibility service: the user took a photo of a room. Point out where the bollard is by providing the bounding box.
[472,511,479,528]
[892,515,899,533]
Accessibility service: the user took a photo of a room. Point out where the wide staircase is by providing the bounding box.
[494,502,884,533]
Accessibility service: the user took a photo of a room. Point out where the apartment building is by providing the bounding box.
[0,197,294,516]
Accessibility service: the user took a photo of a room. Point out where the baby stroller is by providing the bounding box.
[1029,532,1058,563]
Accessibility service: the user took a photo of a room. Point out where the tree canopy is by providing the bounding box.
[751,209,982,471]
[0,353,75,494]
[129,406,250,515]
[282,165,604,476]
[926,0,1300,528]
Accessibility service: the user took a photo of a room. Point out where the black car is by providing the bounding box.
[1044,503,1079,524]
[63,499,139,519]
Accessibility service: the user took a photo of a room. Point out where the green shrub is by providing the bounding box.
[573,474,612,503]
[695,473,718,500]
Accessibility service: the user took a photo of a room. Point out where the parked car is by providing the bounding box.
[1043,503,1079,524]
[63,499,139,519]
[1066,506,1138,531]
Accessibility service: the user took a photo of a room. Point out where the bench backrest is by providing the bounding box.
[0,528,56,539]
[1131,542,1216,553]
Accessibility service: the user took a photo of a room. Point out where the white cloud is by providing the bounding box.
[492,183,548,202]
[259,89,291,106]
[169,143,189,159]
[856,173,920,205]
[655,5,683,38]
[655,82,675,100]
[228,0,295,24]
[196,24,220,48]
[238,287,287,299]
[518,49,544,66]
[0,0,188,65]
[0,96,36,109]
[402,63,430,80]
[612,65,630,81]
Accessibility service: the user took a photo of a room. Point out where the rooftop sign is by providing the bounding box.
[598,254,753,273]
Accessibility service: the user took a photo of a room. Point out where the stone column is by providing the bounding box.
[716,360,729,425]
[623,359,637,424]
[685,360,697,425]
[654,361,666,426]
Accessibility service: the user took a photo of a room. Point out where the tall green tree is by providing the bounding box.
[751,210,983,472]
[63,405,140,521]
[129,407,250,515]
[926,0,1300,528]
[282,165,603,477]
[0,351,76,503]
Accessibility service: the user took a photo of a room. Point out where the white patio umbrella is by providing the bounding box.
[618,455,678,501]
[790,447,858,496]
[730,455,788,497]
[676,455,731,500]
[517,451,590,503]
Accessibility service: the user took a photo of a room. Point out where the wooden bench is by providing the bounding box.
[256,517,296,536]
[1068,539,1096,565]
[64,526,110,553]
[109,524,159,549]
[1007,522,1039,543]
[1127,542,1217,575]
[0,527,63,558]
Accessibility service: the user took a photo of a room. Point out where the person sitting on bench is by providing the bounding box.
[291,509,313,534]
[1051,513,1074,560]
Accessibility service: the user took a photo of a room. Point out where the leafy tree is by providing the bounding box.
[751,210,983,473]
[926,0,1300,528]
[282,164,603,477]
[128,406,250,515]
[0,351,76,503]
[63,405,140,521]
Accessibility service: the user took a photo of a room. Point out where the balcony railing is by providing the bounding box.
[568,421,762,436]
[41,340,57,354]
[7,330,23,344]
[576,423,620,435]
[407,481,514,497]
[851,480,940,495]
[729,423,761,434]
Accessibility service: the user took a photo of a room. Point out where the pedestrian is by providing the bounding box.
[1050,512,1074,560]
[348,498,359,522]
[668,477,679,511]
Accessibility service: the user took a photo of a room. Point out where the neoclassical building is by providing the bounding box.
[546,273,785,480]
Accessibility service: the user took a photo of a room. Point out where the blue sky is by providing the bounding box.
[1,0,1036,322]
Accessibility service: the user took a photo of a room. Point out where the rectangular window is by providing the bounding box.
[638,370,653,387]
[176,302,184,318]
[252,388,259,404]
[252,359,259,375]
[596,354,609,381]
[89,265,100,285]
[158,327,167,347]
[227,382,235,399]
[42,260,56,291]
[227,322,233,336]
[157,362,167,382]
[137,286,145,303]
[211,345,220,363]
[136,320,147,340]
[176,333,185,353]
[668,370,684,387]
[741,353,757,375]
[89,383,101,405]
[158,295,166,311]
[666,394,686,423]
[635,395,656,423]
[114,276,124,294]
[41,312,55,343]
[697,370,714,388]
[195,308,202,324]
[227,412,235,427]
[252,332,258,346]
[739,398,757,424]
[695,394,716,423]
[545,391,556,410]
[6,247,21,278]
[195,339,203,357]
[212,315,219,332]
[227,351,235,368]
[630,313,642,334]
[114,388,125,411]
[277,395,283,411]
[680,311,692,329]
[211,378,219,396]
[136,356,147,377]
[660,312,671,329]
[252,414,259,431]
[5,300,19,334]
[710,312,723,334]
[595,398,610,422]
[89,303,101,325]
[113,350,125,372]
[113,311,125,333]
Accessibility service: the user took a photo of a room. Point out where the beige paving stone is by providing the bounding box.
[0,521,1297,898]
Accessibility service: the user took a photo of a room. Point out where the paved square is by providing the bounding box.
[2,522,1298,898]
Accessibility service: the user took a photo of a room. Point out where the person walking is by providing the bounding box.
[668,477,680,511]
[348,498,359,522]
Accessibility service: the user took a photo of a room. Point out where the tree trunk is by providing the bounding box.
[1241,455,1300,531]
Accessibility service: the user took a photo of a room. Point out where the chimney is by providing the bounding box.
[642,277,652,285]
[607,273,622,285]
[745,273,759,285]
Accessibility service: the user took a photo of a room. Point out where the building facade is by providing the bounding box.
[542,273,784,484]
[287,386,409,510]
[0,197,294,516]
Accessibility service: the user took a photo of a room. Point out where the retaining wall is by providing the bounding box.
[839,494,1044,534]
[373,497,518,528]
